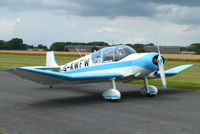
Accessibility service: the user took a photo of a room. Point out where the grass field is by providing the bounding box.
[0,50,89,57]
[0,131,9,134]
[0,54,199,90]
[163,54,200,62]
[0,54,77,71]
[1,50,200,62]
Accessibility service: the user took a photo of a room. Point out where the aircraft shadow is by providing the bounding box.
[29,88,190,109]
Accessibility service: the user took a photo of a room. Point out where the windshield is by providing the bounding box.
[114,45,136,61]
[102,47,114,62]
[91,45,136,63]
[91,50,102,64]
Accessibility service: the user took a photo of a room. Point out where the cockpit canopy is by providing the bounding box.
[91,45,136,64]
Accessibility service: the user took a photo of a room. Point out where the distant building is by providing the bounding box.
[65,45,106,52]
[27,48,44,51]
[181,51,196,54]
[144,46,181,54]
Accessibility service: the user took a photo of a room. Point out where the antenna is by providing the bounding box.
[112,39,114,46]
[76,47,82,57]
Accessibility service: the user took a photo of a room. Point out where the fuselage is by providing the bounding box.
[59,45,163,80]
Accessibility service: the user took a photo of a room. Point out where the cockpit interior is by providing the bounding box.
[91,45,136,64]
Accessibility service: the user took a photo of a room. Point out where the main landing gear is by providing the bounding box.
[102,77,158,100]
[102,78,121,101]
[140,77,158,97]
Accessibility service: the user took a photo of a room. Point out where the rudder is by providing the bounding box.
[46,51,58,67]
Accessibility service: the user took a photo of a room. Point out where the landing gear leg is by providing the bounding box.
[144,77,149,93]
[102,78,121,100]
[49,84,53,88]
[140,77,158,97]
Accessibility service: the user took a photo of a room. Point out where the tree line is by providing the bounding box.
[0,38,110,51]
[0,38,155,52]
[50,41,110,51]
[0,38,48,50]
[1,38,200,54]
[181,43,200,54]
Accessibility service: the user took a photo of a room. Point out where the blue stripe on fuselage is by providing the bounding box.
[65,53,159,74]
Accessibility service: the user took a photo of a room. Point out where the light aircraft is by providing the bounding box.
[7,45,193,100]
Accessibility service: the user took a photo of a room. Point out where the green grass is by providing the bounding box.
[0,54,77,71]
[0,54,199,90]
[0,131,9,134]
[129,61,200,90]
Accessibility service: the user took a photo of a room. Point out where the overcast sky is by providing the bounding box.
[0,0,200,47]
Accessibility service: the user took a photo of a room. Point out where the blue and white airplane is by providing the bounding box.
[7,45,193,100]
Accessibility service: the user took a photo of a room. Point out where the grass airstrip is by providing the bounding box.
[0,131,9,134]
[0,53,199,90]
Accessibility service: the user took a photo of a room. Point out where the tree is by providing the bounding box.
[190,43,200,54]
[37,44,48,50]
[50,42,66,51]
[132,43,144,53]
[8,38,23,50]
[196,49,200,54]
[145,43,154,46]
[27,45,34,49]
[65,41,109,46]
[0,40,5,49]
[87,41,109,46]
[136,47,145,53]
[20,44,28,50]
[133,43,144,49]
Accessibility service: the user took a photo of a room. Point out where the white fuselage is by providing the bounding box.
[59,53,158,80]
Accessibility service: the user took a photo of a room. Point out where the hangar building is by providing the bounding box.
[144,46,181,54]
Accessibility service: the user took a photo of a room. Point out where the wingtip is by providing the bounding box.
[188,64,194,67]
[4,67,18,72]
[184,64,194,69]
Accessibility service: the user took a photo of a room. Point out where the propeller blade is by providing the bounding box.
[158,60,167,89]
[157,45,167,89]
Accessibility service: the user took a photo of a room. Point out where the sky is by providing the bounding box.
[0,0,200,47]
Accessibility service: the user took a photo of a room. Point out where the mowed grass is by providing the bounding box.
[0,54,199,90]
[0,54,77,71]
[0,131,9,134]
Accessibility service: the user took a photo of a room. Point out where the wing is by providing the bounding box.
[6,67,123,85]
[129,64,194,81]
[157,64,193,77]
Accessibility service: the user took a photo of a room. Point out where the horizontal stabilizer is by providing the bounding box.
[157,64,193,77]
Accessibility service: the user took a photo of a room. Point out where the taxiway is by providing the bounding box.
[0,72,199,134]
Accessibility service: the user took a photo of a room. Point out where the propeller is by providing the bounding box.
[157,46,167,89]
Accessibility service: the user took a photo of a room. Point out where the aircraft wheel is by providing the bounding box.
[102,88,121,100]
[140,85,158,96]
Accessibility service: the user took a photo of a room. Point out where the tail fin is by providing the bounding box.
[46,51,58,67]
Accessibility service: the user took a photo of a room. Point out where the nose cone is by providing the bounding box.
[143,53,165,71]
